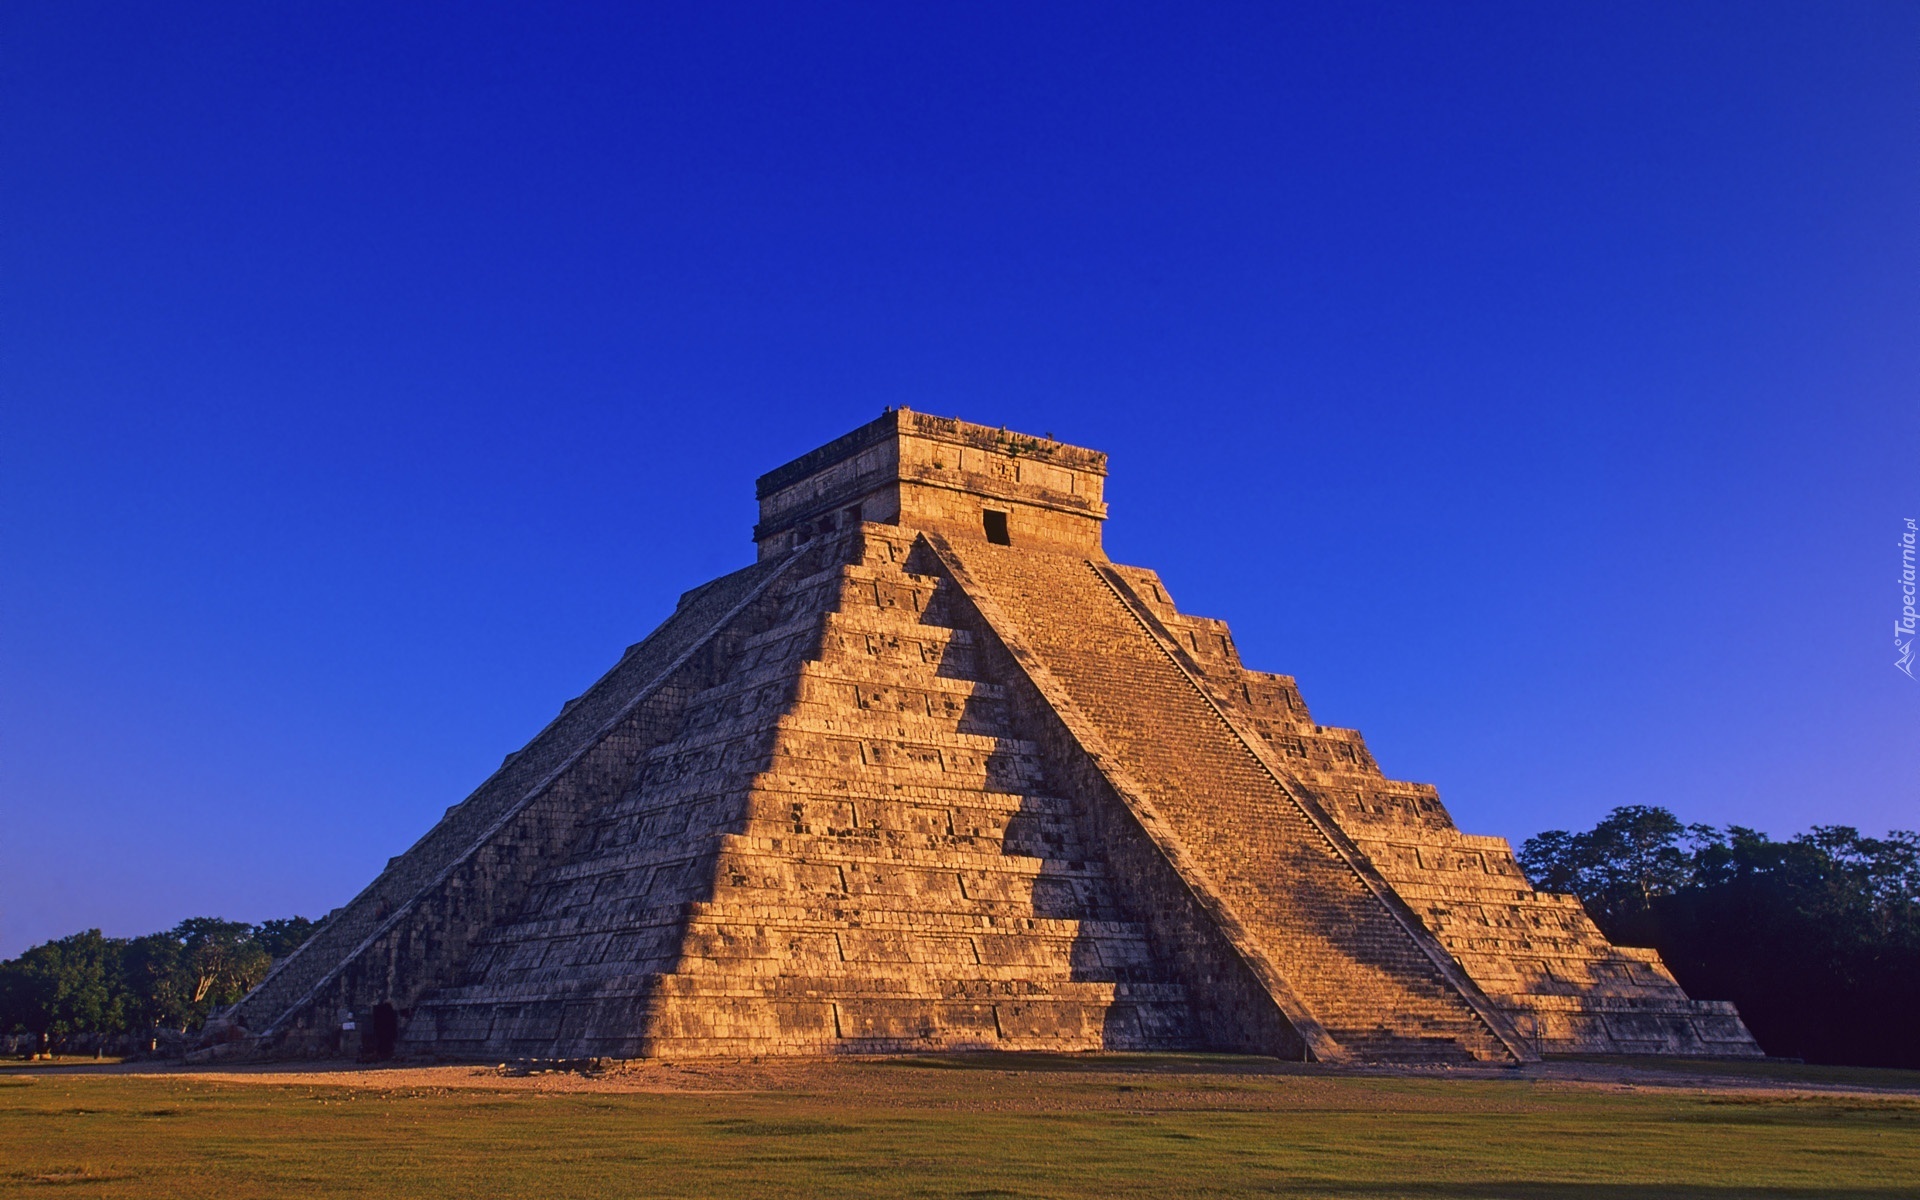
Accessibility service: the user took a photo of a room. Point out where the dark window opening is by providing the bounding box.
[982,509,1011,545]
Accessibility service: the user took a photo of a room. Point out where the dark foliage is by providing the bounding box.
[253,916,318,960]
[0,915,316,1047]
[1521,808,1920,1068]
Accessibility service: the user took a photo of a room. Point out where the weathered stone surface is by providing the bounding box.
[230,409,1760,1062]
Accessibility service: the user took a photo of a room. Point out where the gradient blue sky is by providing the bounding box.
[3,2,1916,957]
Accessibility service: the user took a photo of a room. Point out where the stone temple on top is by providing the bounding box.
[230,410,1760,1064]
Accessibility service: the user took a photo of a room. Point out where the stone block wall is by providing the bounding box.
[231,412,1760,1064]
[1097,563,1763,1058]
[937,536,1524,1064]
[755,410,1108,559]
[397,524,1199,1059]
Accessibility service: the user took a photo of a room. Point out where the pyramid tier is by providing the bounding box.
[403,525,1201,1058]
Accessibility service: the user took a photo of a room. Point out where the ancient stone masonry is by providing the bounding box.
[1090,561,1760,1057]
[231,408,1761,1062]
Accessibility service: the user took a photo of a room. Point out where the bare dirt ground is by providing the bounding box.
[13,1051,1919,1106]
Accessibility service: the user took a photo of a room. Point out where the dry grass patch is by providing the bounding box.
[0,1056,1915,1199]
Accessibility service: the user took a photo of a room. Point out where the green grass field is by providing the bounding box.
[2,1055,1917,1198]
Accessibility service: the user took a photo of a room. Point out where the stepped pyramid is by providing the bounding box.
[231,411,1760,1063]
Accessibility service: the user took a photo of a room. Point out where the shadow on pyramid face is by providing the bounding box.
[363,523,1208,1058]
[914,554,1202,1051]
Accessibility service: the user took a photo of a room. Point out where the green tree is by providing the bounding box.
[0,930,128,1047]
[1523,807,1920,1067]
[252,916,315,961]
[3,913,319,1046]
[119,932,190,1031]
[166,919,272,1025]
[1519,805,1714,932]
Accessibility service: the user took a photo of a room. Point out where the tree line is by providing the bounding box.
[1520,806,1920,1069]
[0,917,313,1054]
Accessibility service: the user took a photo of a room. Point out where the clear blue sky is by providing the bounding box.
[3,3,1915,957]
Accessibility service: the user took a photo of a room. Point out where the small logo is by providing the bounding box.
[1899,518,1917,679]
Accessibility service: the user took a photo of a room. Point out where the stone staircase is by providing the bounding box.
[937,537,1522,1065]
[404,525,1199,1058]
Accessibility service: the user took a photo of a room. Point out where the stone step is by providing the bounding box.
[770,713,1039,757]
[590,781,1084,827]
[420,973,1190,1006]
[739,804,1088,840]
[523,826,1114,885]
[730,775,1081,813]
[678,653,1006,728]
[468,896,1157,943]
[946,542,1516,1063]
[798,659,1005,700]
[462,870,1141,948]
[712,831,1113,874]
